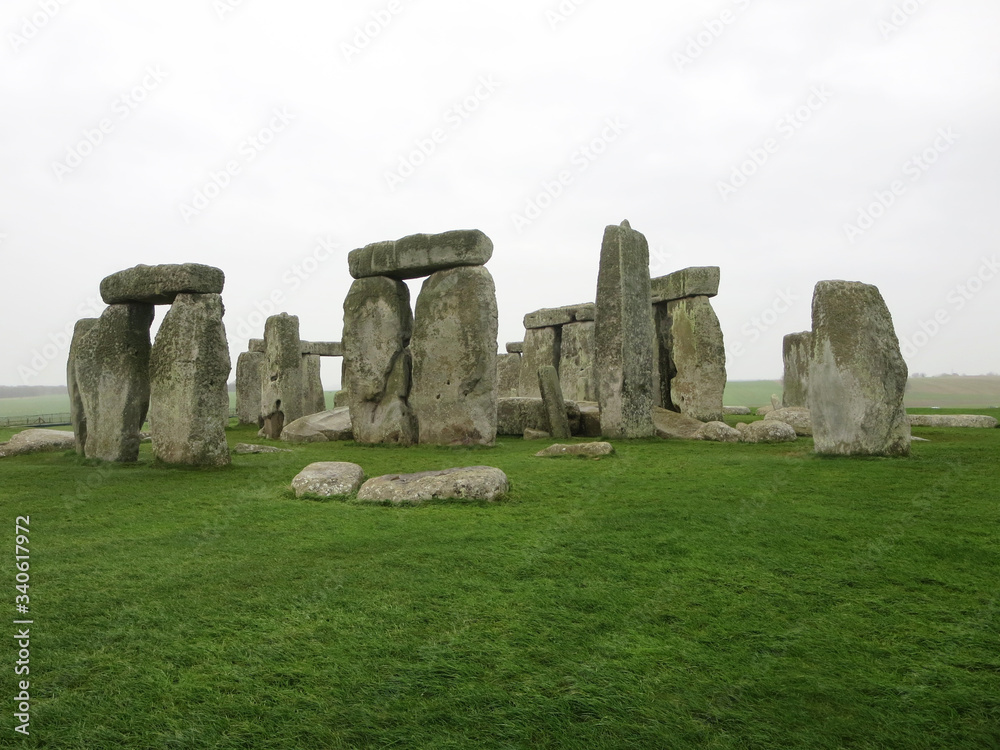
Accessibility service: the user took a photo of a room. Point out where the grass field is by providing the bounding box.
[1,413,997,748]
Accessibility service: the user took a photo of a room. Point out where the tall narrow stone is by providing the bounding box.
[497,353,521,397]
[808,280,910,457]
[235,351,264,425]
[302,354,326,416]
[518,327,560,397]
[74,303,155,462]
[593,220,655,438]
[782,331,812,408]
[538,365,571,439]
[149,293,231,466]
[260,313,304,439]
[558,321,595,402]
[658,296,726,423]
[410,266,498,445]
[67,318,99,456]
[342,277,416,445]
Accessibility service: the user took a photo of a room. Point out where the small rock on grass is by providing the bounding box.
[292,462,365,498]
[534,442,615,458]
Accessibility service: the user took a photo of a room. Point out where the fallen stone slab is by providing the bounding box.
[736,420,797,443]
[280,408,354,443]
[650,266,720,303]
[523,428,551,440]
[534,442,614,458]
[233,443,292,454]
[356,466,509,504]
[291,462,365,498]
[348,229,493,280]
[652,407,705,440]
[0,429,75,458]
[506,341,524,354]
[100,263,225,305]
[695,421,741,442]
[523,302,595,329]
[907,414,999,428]
[723,406,751,415]
[300,341,343,357]
[765,407,813,436]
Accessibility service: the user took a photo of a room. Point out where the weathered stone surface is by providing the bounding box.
[651,407,705,440]
[280,407,354,443]
[765,407,813,436]
[497,353,521,398]
[523,428,551,440]
[594,220,655,438]
[0,429,75,458]
[149,293,231,466]
[302,355,326,416]
[577,402,602,437]
[782,331,812,408]
[723,406,751,416]
[248,338,265,353]
[75,303,154,462]
[300,341,342,357]
[68,318,99,455]
[100,263,225,305]
[656,296,726,423]
[559,321,596,403]
[410,266,498,446]
[233,443,291,454]
[523,302,595,329]
[538,365,571,439]
[506,341,524,354]
[650,266,720,303]
[756,404,775,416]
[534,442,614,458]
[260,313,305,439]
[518,327,559,398]
[497,397,581,436]
[291,462,365,498]
[348,229,493,280]
[342,278,417,445]
[908,414,999,428]
[771,394,782,411]
[356,466,509,504]
[695,421,741,442]
[736,420,797,443]
[235,351,264,425]
[809,280,910,457]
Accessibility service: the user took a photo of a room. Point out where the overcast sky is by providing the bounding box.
[2,0,999,390]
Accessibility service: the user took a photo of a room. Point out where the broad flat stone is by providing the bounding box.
[280,407,354,443]
[300,341,342,357]
[651,407,705,440]
[523,302,595,329]
[497,353,521,398]
[559,321,596,403]
[100,263,224,305]
[235,351,264,426]
[782,331,812,408]
[506,341,524,354]
[538,365,571,439]
[765,407,812,436]
[357,466,509,504]
[736,420,797,443]
[534,442,614,457]
[233,443,292,454]
[497,397,581,436]
[908,414,999,428]
[67,318,99,455]
[650,266,720,303]
[291,462,365,498]
[523,428,551,440]
[723,406,751,415]
[655,296,726,423]
[348,229,493,280]
[0,429,75,458]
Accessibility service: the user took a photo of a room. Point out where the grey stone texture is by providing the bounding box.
[908,414,998,428]
[291,462,366,498]
[655,295,726,423]
[808,280,911,457]
[534,442,614,458]
[260,313,305,439]
[100,263,225,305]
[594,220,655,438]
[302,354,326,416]
[558,321,596,403]
[736,420,797,443]
[0,429,75,458]
[410,266,498,446]
[497,397,581,436]
[782,331,813,408]
[577,402,602,437]
[342,277,417,445]
[650,266,720,303]
[67,318,99,455]
[497,353,521,398]
[505,341,524,354]
[233,443,291,454]
[723,406,752,415]
[148,293,231,466]
[235,351,264,426]
[523,428,551,440]
[537,365,571,439]
[74,303,154,462]
[356,466,509,504]
[523,302,595,329]
[348,229,493,280]
[695,421,742,442]
[280,407,354,443]
[518,326,560,398]
[765,407,813,436]
[300,341,342,357]
[651,407,706,440]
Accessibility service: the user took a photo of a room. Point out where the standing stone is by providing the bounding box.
[518,327,559,398]
[497,353,521,398]
[657,296,726,423]
[74,303,155,462]
[537,366,571,439]
[302,354,326,416]
[149,293,231,466]
[260,313,304,439]
[235,351,264,426]
[342,277,417,445]
[410,266,498,446]
[558,321,595,402]
[782,331,812,408]
[593,220,655,438]
[808,280,910,457]
[67,318,99,455]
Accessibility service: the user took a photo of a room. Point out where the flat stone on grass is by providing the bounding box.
[356,466,509,504]
[291,462,366,499]
[534,442,614,458]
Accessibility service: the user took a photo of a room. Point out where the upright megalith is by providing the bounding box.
[657,296,726,422]
[782,331,812,408]
[74,303,155,462]
[100,263,225,305]
[808,280,910,456]
[348,230,493,280]
[497,353,521,398]
[260,313,305,439]
[149,293,231,466]
[538,365,571,439]
[302,354,326,416]
[235,351,264,425]
[67,318,99,456]
[342,277,417,444]
[410,266,498,445]
[558,320,596,403]
[518,327,560,398]
[594,220,655,438]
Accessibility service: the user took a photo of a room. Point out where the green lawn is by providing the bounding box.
[1,415,998,749]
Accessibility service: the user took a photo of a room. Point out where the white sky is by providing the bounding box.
[2,0,999,389]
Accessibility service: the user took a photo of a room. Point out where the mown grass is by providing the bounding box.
[0,414,998,749]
